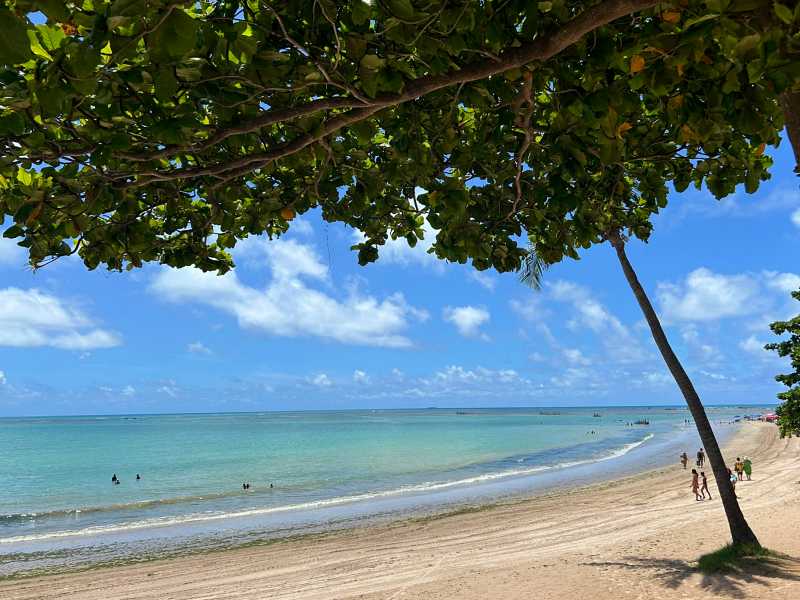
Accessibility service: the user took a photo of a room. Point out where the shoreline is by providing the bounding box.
[0,420,737,577]
[5,422,798,599]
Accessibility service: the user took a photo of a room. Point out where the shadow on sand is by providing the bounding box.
[583,553,800,599]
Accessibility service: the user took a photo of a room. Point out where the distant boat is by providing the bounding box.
[593,413,601,418]
[634,419,650,425]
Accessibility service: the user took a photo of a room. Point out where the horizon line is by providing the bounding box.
[0,403,776,419]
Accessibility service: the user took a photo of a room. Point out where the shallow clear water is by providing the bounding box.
[0,406,761,575]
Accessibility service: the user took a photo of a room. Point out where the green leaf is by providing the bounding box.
[34,0,70,22]
[389,0,416,20]
[360,54,385,70]
[774,2,794,24]
[154,67,178,101]
[351,1,371,25]
[16,168,32,187]
[683,14,720,29]
[3,225,24,239]
[27,30,52,61]
[0,9,33,66]
[110,0,146,17]
[37,25,66,51]
[0,112,26,135]
[735,33,760,57]
[728,0,769,11]
[147,9,199,60]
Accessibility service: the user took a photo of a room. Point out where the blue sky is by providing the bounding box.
[0,144,797,416]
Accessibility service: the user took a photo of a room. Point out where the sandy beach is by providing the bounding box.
[2,422,798,600]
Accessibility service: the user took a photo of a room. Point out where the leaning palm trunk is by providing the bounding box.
[608,231,759,547]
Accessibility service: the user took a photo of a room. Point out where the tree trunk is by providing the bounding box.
[608,232,760,547]
[780,90,800,173]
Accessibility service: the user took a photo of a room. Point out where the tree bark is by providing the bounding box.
[608,232,760,547]
[779,91,800,173]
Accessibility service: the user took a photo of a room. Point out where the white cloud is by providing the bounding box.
[0,288,121,350]
[469,270,496,291]
[0,370,6,385]
[657,269,800,331]
[151,239,425,348]
[551,367,593,388]
[680,325,717,362]
[435,365,479,382]
[0,236,25,266]
[443,305,490,338]
[550,281,630,338]
[657,268,763,322]
[547,280,645,363]
[641,370,672,386]
[311,373,332,387]
[671,186,800,223]
[792,208,800,229]
[353,369,370,384]
[352,218,443,270]
[157,385,179,398]
[763,271,800,294]
[699,369,728,381]
[739,335,768,356]
[187,341,212,355]
[432,365,522,385]
[509,296,549,323]
[121,385,136,397]
[290,218,314,237]
[562,348,591,366]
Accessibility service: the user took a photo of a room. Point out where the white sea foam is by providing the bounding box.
[0,433,654,545]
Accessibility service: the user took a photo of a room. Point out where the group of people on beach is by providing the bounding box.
[681,449,753,501]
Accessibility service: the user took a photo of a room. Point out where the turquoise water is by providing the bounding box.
[0,406,761,575]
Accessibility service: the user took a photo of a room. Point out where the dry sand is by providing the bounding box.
[2,422,799,600]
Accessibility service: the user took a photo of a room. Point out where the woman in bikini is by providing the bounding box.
[691,469,702,501]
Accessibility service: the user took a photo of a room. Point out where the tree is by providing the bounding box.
[1,0,796,547]
[0,0,798,272]
[766,289,800,437]
[374,8,775,544]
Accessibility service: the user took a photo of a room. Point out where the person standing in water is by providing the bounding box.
[743,457,752,481]
[691,469,702,501]
[700,471,712,499]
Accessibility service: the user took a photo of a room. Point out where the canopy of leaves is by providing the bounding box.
[766,289,800,437]
[0,0,797,272]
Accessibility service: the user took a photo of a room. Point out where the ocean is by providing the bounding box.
[0,406,763,576]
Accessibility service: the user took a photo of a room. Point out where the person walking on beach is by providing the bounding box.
[700,471,712,499]
[697,448,705,467]
[743,457,752,481]
[680,452,688,469]
[728,468,738,497]
[734,457,744,481]
[691,469,703,501]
